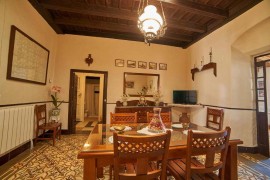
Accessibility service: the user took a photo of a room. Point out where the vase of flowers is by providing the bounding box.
[120,94,129,106]
[153,90,163,106]
[51,86,64,118]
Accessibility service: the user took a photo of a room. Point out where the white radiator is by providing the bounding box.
[0,105,34,155]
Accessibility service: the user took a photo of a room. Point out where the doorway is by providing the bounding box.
[68,69,108,134]
[254,53,270,157]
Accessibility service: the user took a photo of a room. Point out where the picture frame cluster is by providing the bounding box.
[115,59,167,70]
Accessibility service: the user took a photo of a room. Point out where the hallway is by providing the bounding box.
[76,117,99,134]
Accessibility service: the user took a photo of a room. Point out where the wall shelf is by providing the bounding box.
[191,62,217,81]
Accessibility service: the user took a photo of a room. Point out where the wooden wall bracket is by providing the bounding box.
[191,62,217,81]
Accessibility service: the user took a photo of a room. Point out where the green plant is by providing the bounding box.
[51,86,64,109]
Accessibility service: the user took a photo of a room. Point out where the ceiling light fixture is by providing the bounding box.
[137,0,167,45]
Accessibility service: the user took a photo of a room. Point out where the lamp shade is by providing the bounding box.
[138,4,165,41]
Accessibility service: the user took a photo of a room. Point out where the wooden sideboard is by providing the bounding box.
[115,104,171,123]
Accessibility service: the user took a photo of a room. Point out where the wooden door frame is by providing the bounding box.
[68,69,108,134]
[254,53,270,157]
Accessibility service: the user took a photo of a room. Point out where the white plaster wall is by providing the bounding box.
[0,0,57,105]
[188,0,270,147]
[54,35,189,128]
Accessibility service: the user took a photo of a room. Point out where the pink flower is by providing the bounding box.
[51,86,61,93]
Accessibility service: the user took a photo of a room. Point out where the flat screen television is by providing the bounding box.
[173,90,197,104]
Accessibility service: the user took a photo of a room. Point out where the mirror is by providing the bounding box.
[124,72,160,97]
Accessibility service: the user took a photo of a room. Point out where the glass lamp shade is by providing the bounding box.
[138,5,164,37]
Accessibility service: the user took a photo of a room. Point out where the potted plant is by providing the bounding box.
[51,86,64,117]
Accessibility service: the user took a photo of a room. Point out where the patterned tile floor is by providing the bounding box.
[0,134,270,180]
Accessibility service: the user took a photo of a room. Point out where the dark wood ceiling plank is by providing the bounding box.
[64,29,185,47]
[163,0,228,19]
[54,17,193,42]
[183,0,262,48]
[55,18,140,34]
[118,0,122,8]
[40,1,205,33]
[28,0,63,34]
[169,7,180,18]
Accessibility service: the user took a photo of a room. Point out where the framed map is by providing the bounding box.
[7,25,49,85]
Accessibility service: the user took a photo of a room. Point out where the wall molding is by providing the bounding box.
[200,104,255,111]
[0,101,69,108]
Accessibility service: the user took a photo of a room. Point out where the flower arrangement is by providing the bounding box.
[137,86,148,96]
[51,86,64,109]
[120,94,129,106]
[120,94,129,102]
[152,90,163,102]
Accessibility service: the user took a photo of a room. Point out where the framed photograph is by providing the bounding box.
[125,81,134,88]
[257,67,264,77]
[258,101,265,112]
[149,62,157,70]
[115,59,124,67]
[257,79,264,89]
[258,90,264,100]
[127,60,136,68]
[138,61,147,69]
[159,63,167,70]
[7,25,49,85]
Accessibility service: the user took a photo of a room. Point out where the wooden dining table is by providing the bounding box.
[77,123,243,180]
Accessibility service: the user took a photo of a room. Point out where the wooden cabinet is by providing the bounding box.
[115,106,171,123]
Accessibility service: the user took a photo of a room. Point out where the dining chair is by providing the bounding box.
[35,104,61,146]
[167,127,231,180]
[113,130,171,180]
[206,107,224,131]
[110,112,137,124]
[147,112,171,123]
[109,112,138,178]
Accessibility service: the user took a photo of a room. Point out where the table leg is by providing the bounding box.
[84,159,96,180]
[97,167,104,178]
[225,144,238,180]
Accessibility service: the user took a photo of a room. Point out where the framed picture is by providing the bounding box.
[7,25,49,85]
[115,59,124,67]
[127,60,136,68]
[258,90,264,100]
[149,62,157,70]
[257,67,264,77]
[138,61,147,69]
[125,81,134,88]
[258,101,265,112]
[257,78,264,89]
[159,63,167,70]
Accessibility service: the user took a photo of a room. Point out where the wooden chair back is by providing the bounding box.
[206,107,224,131]
[35,104,47,127]
[110,112,137,124]
[113,130,171,179]
[147,112,171,122]
[186,127,231,179]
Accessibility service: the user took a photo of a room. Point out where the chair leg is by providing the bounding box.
[59,124,62,140]
[109,165,113,180]
[35,128,39,145]
[53,129,56,146]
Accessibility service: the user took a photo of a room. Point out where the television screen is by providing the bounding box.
[173,90,197,104]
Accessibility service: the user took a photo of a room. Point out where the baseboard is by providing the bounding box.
[61,130,69,135]
[0,141,31,166]
[0,130,69,166]
[238,146,258,153]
